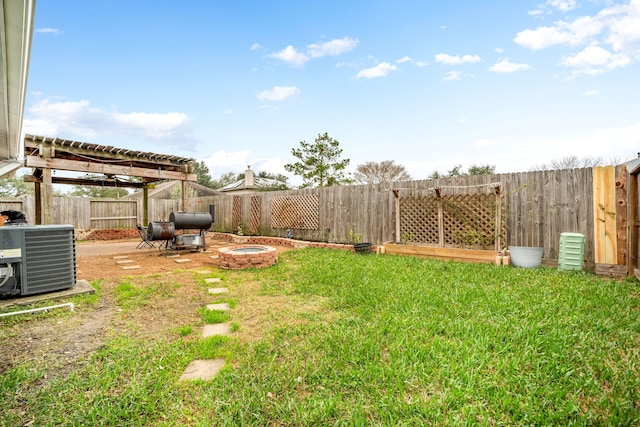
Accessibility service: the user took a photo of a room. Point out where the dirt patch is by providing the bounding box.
[0,240,300,375]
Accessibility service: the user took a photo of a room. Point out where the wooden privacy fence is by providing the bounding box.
[0,165,630,272]
[0,198,141,229]
[194,167,626,270]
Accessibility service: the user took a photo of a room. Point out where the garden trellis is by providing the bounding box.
[393,182,505,251]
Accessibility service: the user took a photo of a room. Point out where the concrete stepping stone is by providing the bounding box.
[208,287,228,294]
[210,255,219,259]
[206,303,229,311]
[113,256,129,259]
[179,359,225,381]
[175,258,191,264]
[205,277,221,283]
[122,265,141,270]
[202,323,231,337]
[116,260,134,264]
[166,254,181,259]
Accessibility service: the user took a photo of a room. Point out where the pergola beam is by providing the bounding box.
[25,156,196,181]
[23,174,149,188]
[24,139,189,169]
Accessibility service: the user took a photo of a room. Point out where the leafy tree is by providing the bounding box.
[256,171,290,191]
[210,172,239,189]
[192,160,213,187]
[69,185,129,198]
[467,164,496,175]
[447,165,465,177]
[429,164,496,179]
[257,171,289,182]
[284,132,351,188]
[427,170,442,179]
[0,176,33,197]
[234,170,289,182]
[354,160,411,185]
[69,174,129,198]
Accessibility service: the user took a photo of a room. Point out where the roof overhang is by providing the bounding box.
[0,0,36,176]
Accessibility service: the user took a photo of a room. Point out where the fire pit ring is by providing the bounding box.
[218,245,277,270]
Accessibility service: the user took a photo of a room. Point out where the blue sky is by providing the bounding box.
[24,0,640,184]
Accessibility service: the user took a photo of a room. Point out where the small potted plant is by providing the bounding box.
[349,230,372,254]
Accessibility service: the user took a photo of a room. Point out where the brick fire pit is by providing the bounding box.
[218,245,277,270]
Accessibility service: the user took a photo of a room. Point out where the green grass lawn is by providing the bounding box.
[2,248,639,426]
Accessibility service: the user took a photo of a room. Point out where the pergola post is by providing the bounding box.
[393,189,400,243]
[41,167,54,224]
[34,180,42,224]
[143,186,149,226]
[182,180,188,212]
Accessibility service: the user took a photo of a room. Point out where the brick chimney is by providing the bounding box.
[245,165,255,187]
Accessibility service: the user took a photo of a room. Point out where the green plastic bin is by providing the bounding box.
[558,232,585,271]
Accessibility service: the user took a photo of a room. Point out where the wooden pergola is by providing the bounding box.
[22,134,197,225]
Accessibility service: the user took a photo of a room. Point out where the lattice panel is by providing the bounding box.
[399,194,505,250]
[249,196,261,234]
[399,197,440,244]
[442,194,502,249]
[271,195,319,230]
[232,196,241,230]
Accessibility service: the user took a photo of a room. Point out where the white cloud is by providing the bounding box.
[203,150,250,173]
[547,0,577,13]
[112,111,190,139]
[251,157,288,175]
[23,98,193,146]
[583,90,599,96]
[268,37,358,67]
[457,118,468,123]
[434,53,481,65]
[528,8,546,17]
[514,16,604,50]
[268,45,309,67]
[489,59,531,73]
[355,62,397,79]
[560,45,631,75]
[256,86,300,101]
[396,56,427,67]
[443,71,462,81]
[515,0,640,75]
[250,43,262,51]
[605,0,640,52]
[35,27,62,35]
[529,0,577,17]
[307,37,359,58]
[495,47,505,54]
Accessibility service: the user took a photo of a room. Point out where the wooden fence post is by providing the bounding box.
[593,166,617,265]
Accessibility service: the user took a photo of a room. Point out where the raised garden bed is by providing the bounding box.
[383,242,500,264]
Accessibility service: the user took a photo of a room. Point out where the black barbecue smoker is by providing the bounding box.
[147,211,212,254]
